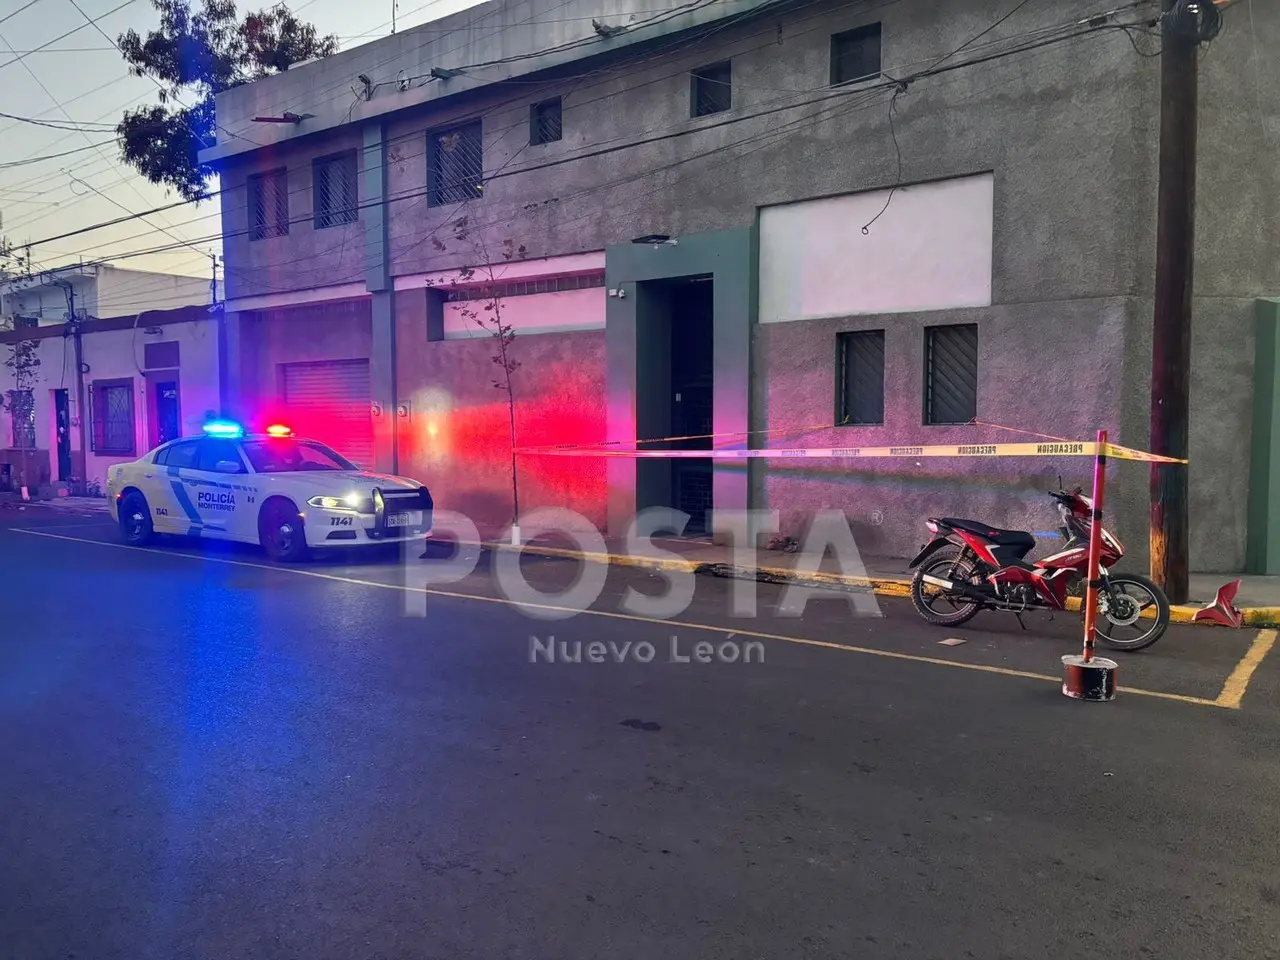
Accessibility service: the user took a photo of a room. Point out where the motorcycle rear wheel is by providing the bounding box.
[1090,572,1170,652]
[910,547,984,627]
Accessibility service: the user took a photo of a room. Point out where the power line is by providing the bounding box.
[0,140,118,169]
[47,13,1143,281]
[0,0,47,27]
[0,0,138,73]
[14,0,1148,278]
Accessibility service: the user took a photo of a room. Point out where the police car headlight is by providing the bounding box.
[308,495,346,510]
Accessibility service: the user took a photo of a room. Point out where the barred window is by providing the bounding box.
[924,324,978,425]
[248,168,289,240]
[530,98,562,146]
[91,379,136,456]
[314,152,358,229]
[444,272,604,302]
[8,389,35,448]
[691,61,732,118]
[836,330,885,426]
[830,23,882,86]
[427,119,484,206]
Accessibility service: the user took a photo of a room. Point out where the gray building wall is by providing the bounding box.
[210,0,1280,571]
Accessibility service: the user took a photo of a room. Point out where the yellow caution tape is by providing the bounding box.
[516,441,1187,464]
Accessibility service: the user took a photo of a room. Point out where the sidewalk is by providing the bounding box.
[0,493,111,516]
[472,533,1280,629]
[3,493,1272,627]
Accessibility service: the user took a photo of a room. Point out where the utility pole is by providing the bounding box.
[1149,0,1222,604]
[210,252,219,306]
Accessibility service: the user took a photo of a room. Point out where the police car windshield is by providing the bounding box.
[241,438,356,473]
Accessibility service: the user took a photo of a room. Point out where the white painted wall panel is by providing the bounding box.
[442,286,606,339]
[758,173,995,323]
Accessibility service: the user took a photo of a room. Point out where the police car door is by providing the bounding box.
[184,437,248,537]
[146,438,201,533]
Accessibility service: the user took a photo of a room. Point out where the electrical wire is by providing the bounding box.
[14,0,1150,283]
[17,0,1102,254]
[57,14,1143,288]
[0,23,201,258]
[0,0,138,73]
[0,141,119,169]
[0,110,119,132]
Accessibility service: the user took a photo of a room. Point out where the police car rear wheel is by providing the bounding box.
[119,491,155,546]
[260,498,309,563]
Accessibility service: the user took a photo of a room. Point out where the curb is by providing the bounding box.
[464,539,1280,630]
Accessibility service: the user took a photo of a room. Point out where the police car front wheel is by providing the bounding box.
[119,491,155,546]
[259,498,309,563]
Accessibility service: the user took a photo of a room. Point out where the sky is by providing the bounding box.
[0,0,484,282]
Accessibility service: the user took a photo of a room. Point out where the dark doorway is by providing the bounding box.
[53,389,72,481]
[635,275,714,535]
[153,379,181,447]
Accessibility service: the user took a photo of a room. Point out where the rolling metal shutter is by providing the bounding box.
[281,359,373,467]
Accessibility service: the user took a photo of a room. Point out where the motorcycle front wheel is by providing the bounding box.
[1090,573,1171,652]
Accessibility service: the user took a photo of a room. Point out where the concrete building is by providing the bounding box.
[200,0,1280,572]
[0,265,217,493]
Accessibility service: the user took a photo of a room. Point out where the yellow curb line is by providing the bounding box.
[464,540,1278,629]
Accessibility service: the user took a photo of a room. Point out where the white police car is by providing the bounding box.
[105,420,433,562]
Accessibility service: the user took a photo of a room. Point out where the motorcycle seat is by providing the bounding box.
[938,517,1036,548]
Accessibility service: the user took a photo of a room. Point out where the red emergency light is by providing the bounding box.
[265,424,293,437]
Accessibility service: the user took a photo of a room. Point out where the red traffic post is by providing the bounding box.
[1063,429,1119,701]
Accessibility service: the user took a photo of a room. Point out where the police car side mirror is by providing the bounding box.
[213,460,241,474]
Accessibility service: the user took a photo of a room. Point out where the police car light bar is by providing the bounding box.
[203,420,244,438]
[265,424,293,437]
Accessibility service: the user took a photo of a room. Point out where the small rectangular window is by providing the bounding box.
[427,119,484,207]
[248,168,289,240]
[830,23,882,86]
[691,60,732,117]
[836,330,885,426]
[314,151,358,229]
[8,389,35,448]
[530,98,562,145]
[924,324,978,425]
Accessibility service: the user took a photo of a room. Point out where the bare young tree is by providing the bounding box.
[432,216,528,542]
[0,243,40,450]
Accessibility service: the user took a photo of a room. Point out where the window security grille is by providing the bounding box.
[837,330,885,425]
[92,381,135,455]
[691,61,732,117]
[924,324,978,425]
[314,152,358,228]
[249,169,289,240]
[830,23,882,86]
[8,389,35,448]
[530,98,563,145]
[428,120,484,206]
[444,273,605,302]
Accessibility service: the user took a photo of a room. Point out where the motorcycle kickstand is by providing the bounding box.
[1014,613,1027,631]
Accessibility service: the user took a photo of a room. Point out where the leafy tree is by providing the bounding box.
[116,0,339,200]
[432,218,528,541]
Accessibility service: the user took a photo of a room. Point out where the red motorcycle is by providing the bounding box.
[907,486,1170,650]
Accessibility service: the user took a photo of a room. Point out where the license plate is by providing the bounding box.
[386,512,421,529]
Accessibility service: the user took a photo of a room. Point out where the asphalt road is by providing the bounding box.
[3,509,1280,960]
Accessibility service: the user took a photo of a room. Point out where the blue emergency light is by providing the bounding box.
[203,419,244,439]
